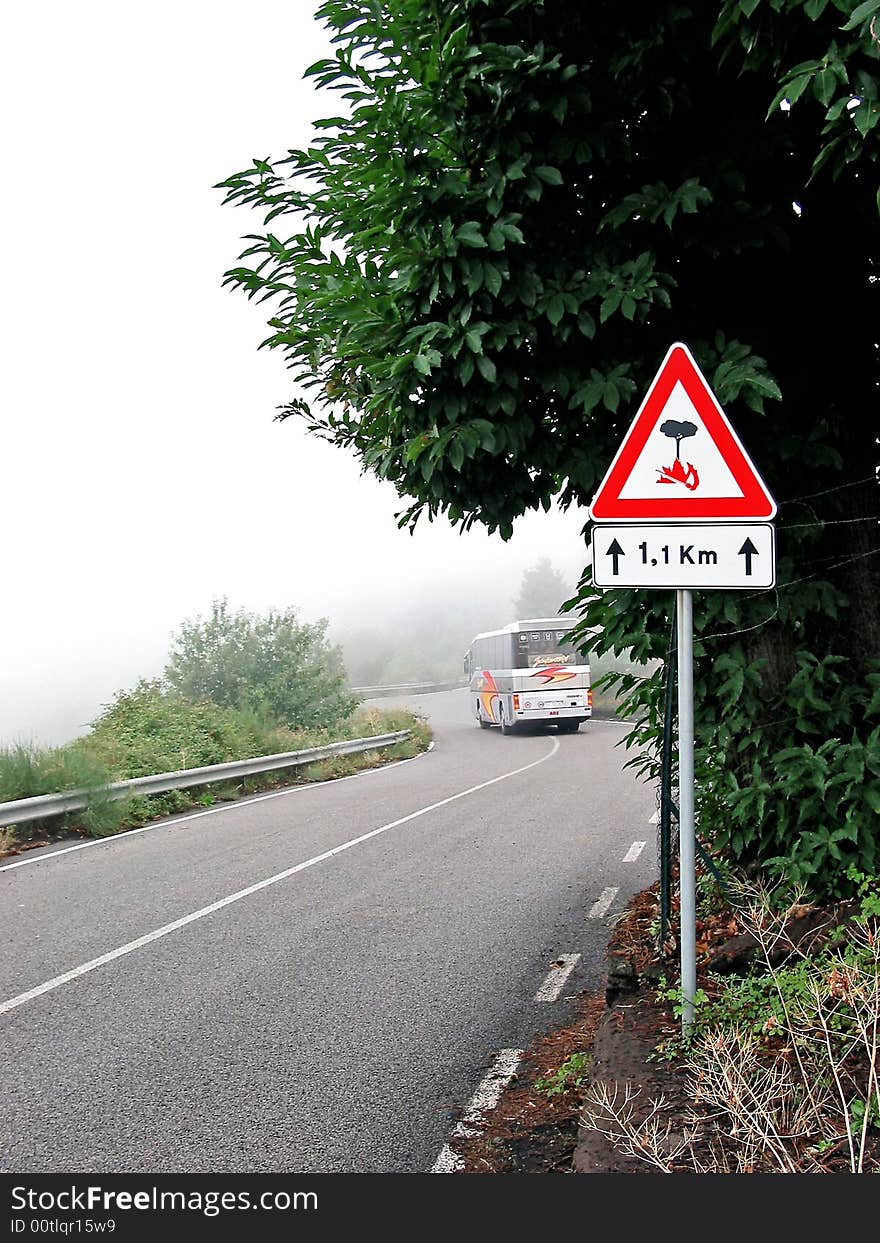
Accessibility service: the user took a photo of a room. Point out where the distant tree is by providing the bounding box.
[513,558,572,620]
[164,598,356,730]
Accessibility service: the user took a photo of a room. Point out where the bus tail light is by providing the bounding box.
[588,689,594,707]
[513,694,520,710]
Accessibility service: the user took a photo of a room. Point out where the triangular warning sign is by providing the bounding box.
[588,343,777,521]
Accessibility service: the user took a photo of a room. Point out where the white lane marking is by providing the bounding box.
[648,809,659,825]
[623,841,647,863]
[588,886,619,919]
[431,1144,463,1173]
[0,742,560,1016]
[534,953,581,1002]
[0,748,431,874]
[431,1048,523,1173]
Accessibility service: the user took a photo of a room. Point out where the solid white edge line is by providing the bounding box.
[649,810,659,824]
[431,1049,523,1172]
[534,953,581,1003]
[588,886,619,919]
[623,840,647,863]
[0,741,560,1017]
[0,744,435,875]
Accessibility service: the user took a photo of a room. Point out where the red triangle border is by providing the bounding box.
[588,343,777,521]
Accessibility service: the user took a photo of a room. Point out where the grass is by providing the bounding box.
[0,698,432,853]
[0,741,112,802]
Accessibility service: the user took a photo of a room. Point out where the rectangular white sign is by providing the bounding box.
[591,523,776,590]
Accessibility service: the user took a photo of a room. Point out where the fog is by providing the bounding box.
[0,2,592,749]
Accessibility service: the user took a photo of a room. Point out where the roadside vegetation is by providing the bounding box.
[0,597,432,855]
[0,694,430,853]
[575,866,880,1174]
[165,596,357,730]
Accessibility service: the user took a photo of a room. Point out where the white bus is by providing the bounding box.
[463,618,593,734]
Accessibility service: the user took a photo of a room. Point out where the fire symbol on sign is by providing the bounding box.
[658,419,699,491]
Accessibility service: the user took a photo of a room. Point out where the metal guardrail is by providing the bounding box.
[0,731,412,828]
[352,680,467,696]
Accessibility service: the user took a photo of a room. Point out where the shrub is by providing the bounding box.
[164,597,358,731]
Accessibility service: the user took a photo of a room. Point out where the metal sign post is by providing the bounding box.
[676,589,696,1030]
[587,342,777,1040]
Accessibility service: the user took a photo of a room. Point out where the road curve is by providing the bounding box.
[0,689,656,1173]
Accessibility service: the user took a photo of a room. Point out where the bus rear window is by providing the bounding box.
[514,630,580,669]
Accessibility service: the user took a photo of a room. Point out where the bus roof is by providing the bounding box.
[469,617,584,643]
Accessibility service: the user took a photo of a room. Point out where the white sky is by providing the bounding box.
[1,2,590,746]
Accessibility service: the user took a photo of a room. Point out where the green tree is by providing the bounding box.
[164,598,357,730]
[513,557,572,619]
[218,1,880,897]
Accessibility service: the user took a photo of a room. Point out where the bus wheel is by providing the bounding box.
[500,706,514,735]
[558,719,580,733]
[478,710,492,729]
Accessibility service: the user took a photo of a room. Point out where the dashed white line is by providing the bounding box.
[0,742,561,1017]
[431,1144,464,1173]
[623,841,647,863]
[431,1048,523,1173]
[455,1048,523,1135]
[534,953,581,1002]
[588,886,619,919]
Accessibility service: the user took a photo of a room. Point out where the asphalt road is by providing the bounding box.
[0,690,656,1174]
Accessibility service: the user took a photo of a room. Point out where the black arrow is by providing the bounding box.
[606,539,625,576]
[738,537,758,576]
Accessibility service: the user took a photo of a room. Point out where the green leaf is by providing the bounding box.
[853,100,880,135]
[455,221,488,248]
[546,293,566,325]
[813,68,840,106]
[465,263,484,295]
[476,354,497,383]
[501,221,525,245]
[840,1,880,33]
[599,290,622,322]
[551,97,568,123]
[483,263,504,297]
[577,312,596,339]
[534,165,563,185]
[506,156,528,180]
[473,419,497,451]
[768,73,811,116]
